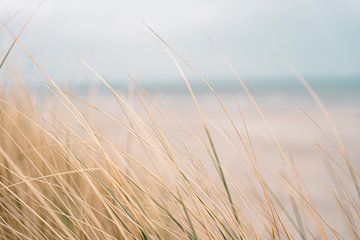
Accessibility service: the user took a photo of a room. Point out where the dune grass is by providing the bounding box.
[0,69,358,240]
[0,21,359,240]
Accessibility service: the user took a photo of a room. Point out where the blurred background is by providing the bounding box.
[1,0,360,87]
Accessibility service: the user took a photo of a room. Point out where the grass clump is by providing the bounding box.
[0,28,359,240]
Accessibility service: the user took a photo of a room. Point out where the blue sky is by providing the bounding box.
[1,0,360,82]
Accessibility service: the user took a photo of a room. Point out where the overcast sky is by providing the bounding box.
[1,0,360,82]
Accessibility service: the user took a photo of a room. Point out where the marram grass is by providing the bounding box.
[0,37,359,239]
